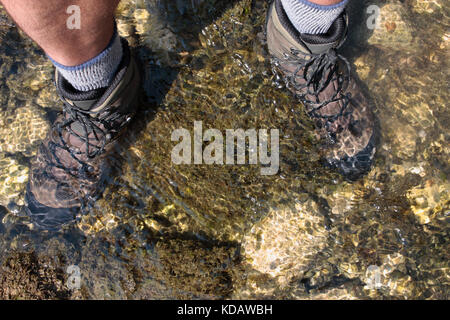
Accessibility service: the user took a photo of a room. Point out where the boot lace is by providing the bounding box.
[45,100,123,180]
[274,48,353,126]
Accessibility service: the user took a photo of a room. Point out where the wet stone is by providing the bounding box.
[0,155,28,207]
[240,199,328,289]
[367,1,414,51]
[0,104,49,156]
[0,251,72,300]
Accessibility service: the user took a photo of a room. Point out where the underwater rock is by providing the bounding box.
[391,161,427,178]
[77,249,139,299]
[77,209,119,235]
[34,83,58,109]
[0,105,49,156]
[318,182,356,216]
[411,0,445,14]
[439,32,449,50]
[241,199,328,288]
[116,0,135,38]
[395,94,436,130]
[384,121,417,159]
[362,253,415,298]
[148,239,236,299]
[133,2,179,59]
[0,155,28,207]
[369,2,414,51]
[406,177,449,225]
[0,251,71,299]
[357,1,415,51]
[134,9,151,36]
[353,56,371,82]
[307,286,361,300]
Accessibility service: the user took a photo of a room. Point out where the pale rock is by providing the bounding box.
[406,178,449,225]
[0,105,49,156]
[411,0,444,14]
[0,155,28,207]
[242,199,328,287]
[367,2,414,51]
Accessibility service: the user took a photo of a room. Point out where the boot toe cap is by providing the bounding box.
[326,135,377,181]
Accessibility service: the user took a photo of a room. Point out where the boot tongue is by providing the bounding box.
[67,98,99,112]
[302,37,342,55]
[54,72,106,138]
[55,71,106,112]
[299,14,348,55]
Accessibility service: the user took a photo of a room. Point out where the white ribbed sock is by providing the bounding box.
[280,0,348,34]
[49,27,123,92]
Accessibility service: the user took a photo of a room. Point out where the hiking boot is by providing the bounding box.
[25,39,141,231]
[267,0,376,180]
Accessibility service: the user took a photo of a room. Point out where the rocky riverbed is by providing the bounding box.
[0,0,448,299]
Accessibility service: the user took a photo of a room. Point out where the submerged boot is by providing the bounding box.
[25,39,140,230]
[267,0,376,180]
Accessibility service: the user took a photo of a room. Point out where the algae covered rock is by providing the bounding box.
[0,251,71,300]
[149,239,237,298]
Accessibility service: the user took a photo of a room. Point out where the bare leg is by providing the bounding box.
[0,0,120,66]
[10,1,141,229]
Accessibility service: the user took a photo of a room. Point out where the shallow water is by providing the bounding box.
[0,0,448,299]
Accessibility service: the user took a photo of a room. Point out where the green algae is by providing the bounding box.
[0,0,448,299]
